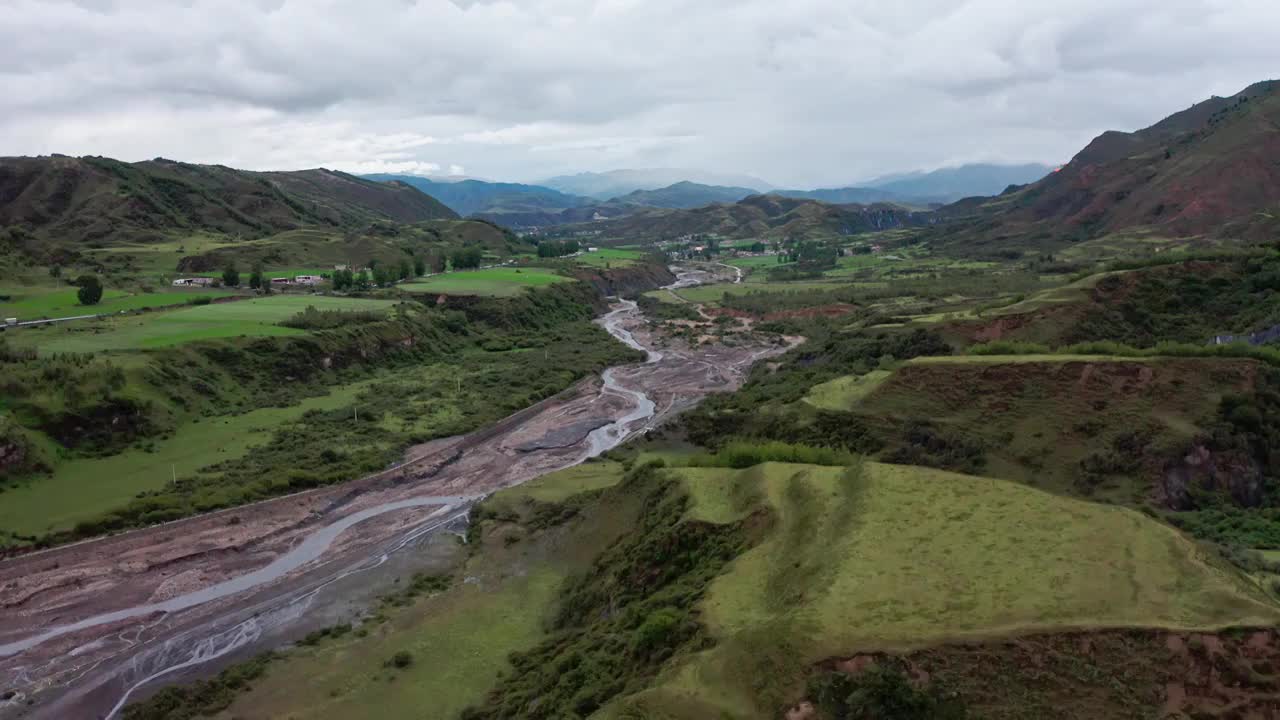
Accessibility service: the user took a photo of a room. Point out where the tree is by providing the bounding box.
[428,251,447,274]
[450,247,484,270]
[75,275,103,306]
[48,265,62,280]
[398,258,412,281]
[222,264,240,288]
[413,255,426,277]
[248,266,264,290]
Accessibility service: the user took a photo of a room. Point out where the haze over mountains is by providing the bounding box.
[362,163,1055,229]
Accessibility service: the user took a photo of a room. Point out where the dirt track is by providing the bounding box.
[0,270,788,719]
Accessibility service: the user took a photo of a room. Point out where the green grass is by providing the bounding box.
[572,248,644,268]
[908,353,1151,364]
[495,460,625,503]
[211,458,640,720]
[10,295,398,353]
[0,287,235,320]
[0,378,378,537]
[398,267,569,297]
[216,569,565,720]
[858,355,1254,500]
[801,370,892,411]
[605,461,1280,718]
[724,255,783,271]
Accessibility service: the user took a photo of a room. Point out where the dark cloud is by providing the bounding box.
[1,0,1277,186]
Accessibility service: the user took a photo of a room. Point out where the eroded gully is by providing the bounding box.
[0,266,786,719]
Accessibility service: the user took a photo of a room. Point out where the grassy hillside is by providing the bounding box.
[599,461,1278,719]
[0,156,458,267]
[571,194,929,243]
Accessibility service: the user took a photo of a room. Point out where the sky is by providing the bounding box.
[1,0,1278,188]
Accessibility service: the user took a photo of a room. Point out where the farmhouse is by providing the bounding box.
[294,275,323,285]
[172,277,215,287]
[271,277,292,286]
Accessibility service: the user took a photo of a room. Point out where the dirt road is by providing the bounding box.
[0,267,786,719]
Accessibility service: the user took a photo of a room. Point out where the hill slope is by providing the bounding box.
[575,193,929,241]
[0,155,458,262]
[932,80,1280,252]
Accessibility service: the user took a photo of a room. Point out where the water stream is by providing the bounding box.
[2,285,688,719]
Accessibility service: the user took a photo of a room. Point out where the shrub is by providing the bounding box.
[387,650,414,669]
[686,440,858,468]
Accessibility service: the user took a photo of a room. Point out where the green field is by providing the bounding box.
[497,459,625,504]
[10,295,397,353]
[0,378,380,537]
[604,461,1280,718]
[801,370,892,411]
[573,248,644,268]
[0,286,235,320]
[212,461,634,720]
[398,267,569,297]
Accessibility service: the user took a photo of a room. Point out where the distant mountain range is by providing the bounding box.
[539,168,773,200]
[361,164,1058,229]
[860,163,1054,201]
[362,174,590,217]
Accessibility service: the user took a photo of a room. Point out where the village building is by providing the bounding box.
[171,277,215,287]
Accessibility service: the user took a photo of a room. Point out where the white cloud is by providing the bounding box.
[0,0,1277,187]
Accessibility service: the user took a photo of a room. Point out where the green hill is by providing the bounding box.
[0,155,458,265]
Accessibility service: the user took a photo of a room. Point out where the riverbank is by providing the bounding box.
[0,264,786,719]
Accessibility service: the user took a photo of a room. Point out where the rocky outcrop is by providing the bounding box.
[1161,443,1265,510]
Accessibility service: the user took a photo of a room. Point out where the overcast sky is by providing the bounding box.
[2,0,1277,187]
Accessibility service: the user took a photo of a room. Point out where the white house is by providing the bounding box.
[294,275,323,285]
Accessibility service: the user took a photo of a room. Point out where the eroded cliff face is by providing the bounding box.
[570,262,676,297]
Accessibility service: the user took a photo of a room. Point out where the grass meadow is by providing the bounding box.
[602,460,1280,718]
[0,286,236,320]
[398,267,569,297]
[9,295,397,353]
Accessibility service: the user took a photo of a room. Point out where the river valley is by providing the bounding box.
[0,267,788,719]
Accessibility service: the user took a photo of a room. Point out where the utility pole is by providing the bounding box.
[354,405,358,423]
[171,464,177,486]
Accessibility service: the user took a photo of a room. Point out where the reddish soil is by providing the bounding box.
[813,628,1280,719]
